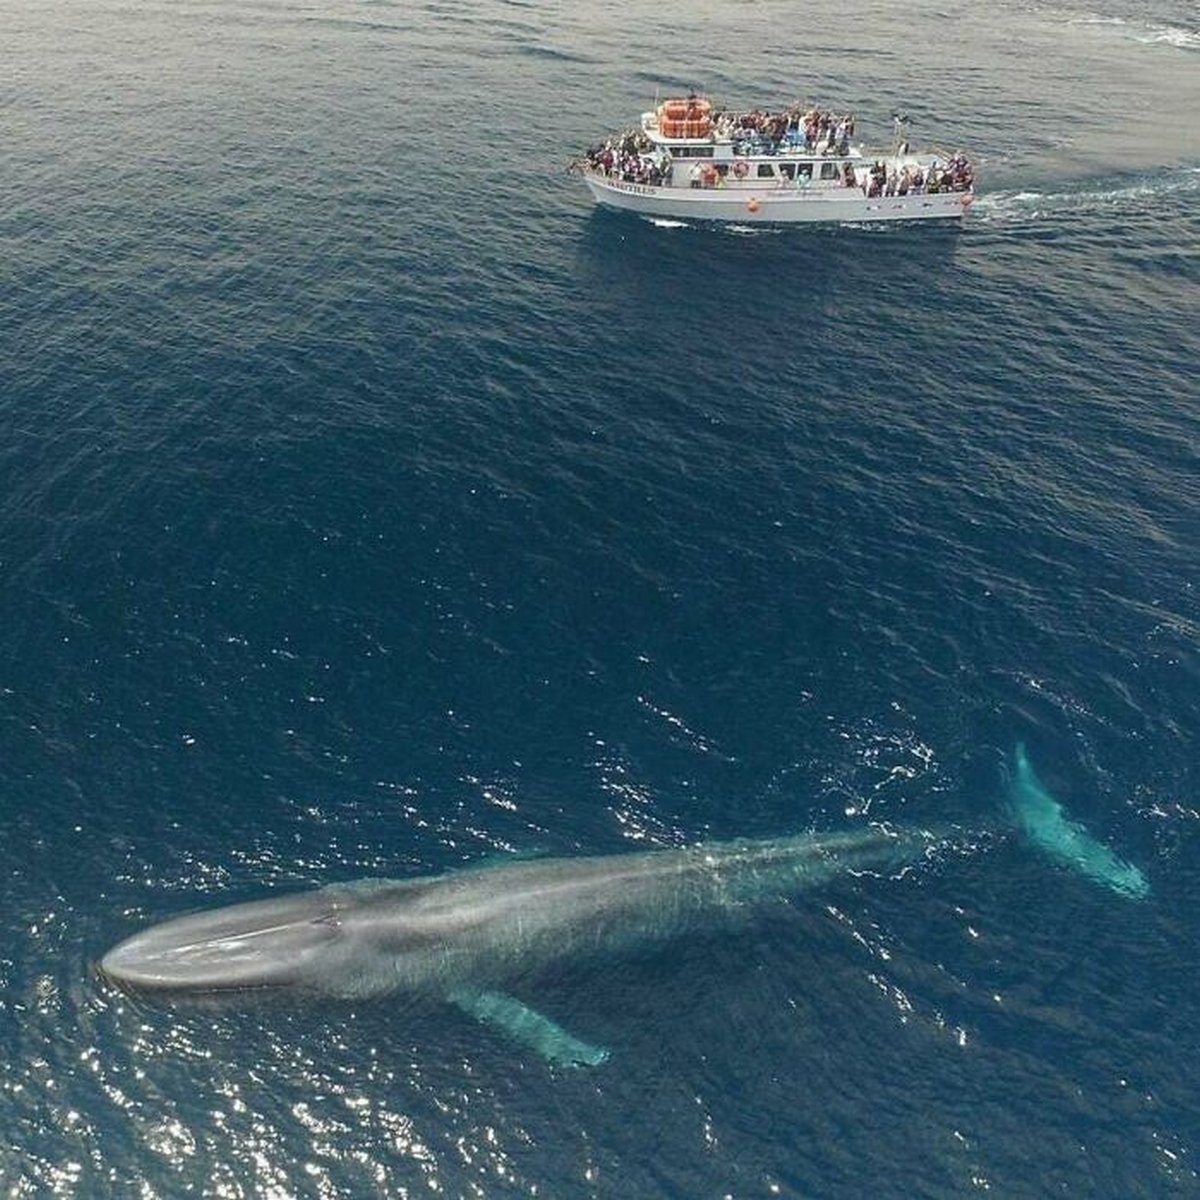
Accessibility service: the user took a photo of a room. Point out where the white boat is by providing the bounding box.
[573,96,976,225]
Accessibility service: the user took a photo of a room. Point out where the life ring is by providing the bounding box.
[733,160,749,179]
[746,197,761,214]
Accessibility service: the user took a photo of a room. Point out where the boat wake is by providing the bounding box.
[723,223,786,237]
[1137,26,1200,49]
[639,216,789,237]
[973,167,1200,224]
[1068,13,1199,52]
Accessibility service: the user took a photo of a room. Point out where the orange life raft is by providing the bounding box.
[657,97,713,140]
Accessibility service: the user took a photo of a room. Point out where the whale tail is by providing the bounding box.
[1009,744,1149,900]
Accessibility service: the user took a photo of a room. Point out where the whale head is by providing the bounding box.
[99,890,344,994]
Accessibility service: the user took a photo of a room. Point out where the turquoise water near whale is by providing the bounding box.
[2,0,1198,1194]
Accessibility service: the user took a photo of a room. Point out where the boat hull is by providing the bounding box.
[583,174,972,224]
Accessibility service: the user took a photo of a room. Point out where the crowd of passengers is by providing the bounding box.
[679,155,973,194]
[712,104,857,154]
[577,129,665,184]
[856,153,974,195]
[576,122,974,195]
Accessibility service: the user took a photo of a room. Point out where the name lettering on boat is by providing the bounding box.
[609,180,658,196]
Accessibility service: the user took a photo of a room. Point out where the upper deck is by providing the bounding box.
[643,97,861,153]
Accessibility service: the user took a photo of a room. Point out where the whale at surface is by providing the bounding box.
[100,749,1148,1065]
[100,825,940,1064]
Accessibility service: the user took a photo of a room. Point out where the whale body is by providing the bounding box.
[100,825,937,1064]
[101,748,1148,1064]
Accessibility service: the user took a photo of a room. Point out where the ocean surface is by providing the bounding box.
[2,0,1198,1195]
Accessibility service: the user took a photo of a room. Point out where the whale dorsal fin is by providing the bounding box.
[449,988,610,1067]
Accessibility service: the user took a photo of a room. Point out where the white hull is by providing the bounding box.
[583,174,972,224]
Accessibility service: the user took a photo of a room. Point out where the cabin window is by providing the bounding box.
[672,147,714,159]
[756,163,775,179]
[796,163,813,179]
[778,163,795,180]
[819,162,840,180]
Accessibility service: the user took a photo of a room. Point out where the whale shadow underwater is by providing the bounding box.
[99,747,1149,1066]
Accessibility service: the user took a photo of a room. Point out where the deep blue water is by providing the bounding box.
[2,0,1199,1195]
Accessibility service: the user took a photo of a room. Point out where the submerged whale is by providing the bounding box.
[100,748,1148,1065]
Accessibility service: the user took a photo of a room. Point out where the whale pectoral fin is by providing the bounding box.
[449,988,610,1068]
[1010,744,1149,900]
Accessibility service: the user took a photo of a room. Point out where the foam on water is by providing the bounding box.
[973,165,1200,222]
[1068,10,1199,51]
[1136,26,1200,49]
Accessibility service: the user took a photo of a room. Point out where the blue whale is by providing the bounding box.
[101,748,1147,1064]
[100,825,937,1064]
